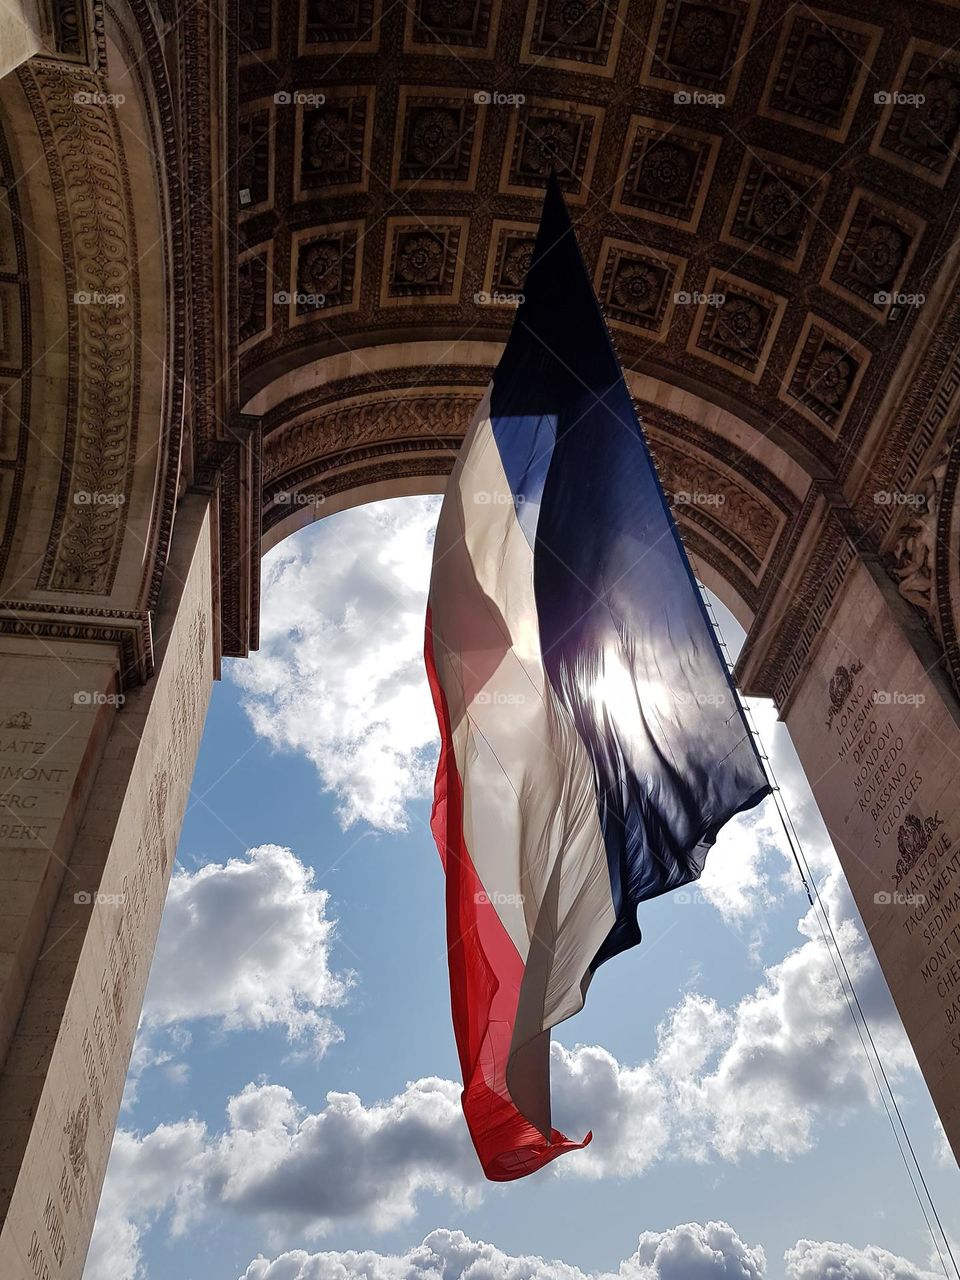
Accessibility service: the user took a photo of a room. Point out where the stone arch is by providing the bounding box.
[248,345,810,632]
[6,3,960,1275]
[0,0,182,683]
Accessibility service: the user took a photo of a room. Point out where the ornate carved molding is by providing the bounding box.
[263,391,480,484]
[933,427,960,696]
[735,491,859,707]
[0,598,153,684]
[33,1,107,72]
[108,0,188,617]
[648,434,779,574]
[0,113,33,588]
[23,62,140,596]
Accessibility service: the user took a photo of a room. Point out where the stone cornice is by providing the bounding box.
[0,598,153,686]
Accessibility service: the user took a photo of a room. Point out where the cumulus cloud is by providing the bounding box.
[207,1076,478,1232]
[236,1226,940,1280]
[236,1224,766,1280]
[92,1076,479,1272]
[229,498,441,829]
[142,844,351,1050]
[120,845,352,1108]
[663,871,912,1162]
[548,1042,670,1178]
[85,1120,208,1280]
[621,1221,766,1280]
[96,866,915,1261]
[933,1117,954,1167]
[236,1228,602,1280]
[784,1238,941,1280]
[698,803,782,924]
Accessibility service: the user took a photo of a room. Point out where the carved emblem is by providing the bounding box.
[698,292,770,373]
[636,141,692,201]
[4,711,31,729]
[751,175,804,238]
[894,812,944,886]
[395,233,444,284]
[299,240,343,296]
[825,659,864,727]
[792,36,851,108]
[500,239,534,289]
[671,7,728,73]
[64,1094,90,1194]
[520,118,578,178]
[809,344,855,409]
[611,262,660,314]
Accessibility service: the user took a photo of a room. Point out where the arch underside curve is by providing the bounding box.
[253,348,808,632]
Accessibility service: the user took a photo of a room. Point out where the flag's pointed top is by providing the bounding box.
[498,175,621,394]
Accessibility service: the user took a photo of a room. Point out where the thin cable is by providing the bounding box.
[696,582,960,1280]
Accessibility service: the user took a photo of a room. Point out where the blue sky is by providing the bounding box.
[86,496,960,1280]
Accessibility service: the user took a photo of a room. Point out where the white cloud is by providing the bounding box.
[84,1120,208,1280]
[548,1042,670,1179]
[95,869,917,1262]
[207,1076,479,1232]
[933,1117,954,1167]
[229,498,441,830]
[236,1226,940,1280]
[668,871,913,1162]
[236,1225,767,1280]
[91,1076,479,1272]
[120,845,352,1108]
[141,844,351,1051]
[621,1221,766,1280]
[237,1229,595,1280]
[698,803,782,924]
[784,1238,941,1280]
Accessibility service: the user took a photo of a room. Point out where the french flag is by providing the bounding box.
[425,177,770,1182]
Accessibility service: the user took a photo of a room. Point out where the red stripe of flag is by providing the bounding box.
[424,606,591,1180]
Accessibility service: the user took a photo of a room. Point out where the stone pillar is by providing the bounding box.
[738,492,960,1161]
[0,494,216,1279]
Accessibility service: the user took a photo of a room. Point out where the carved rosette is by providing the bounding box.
[893,811,944,886]
[24,63,139,596]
